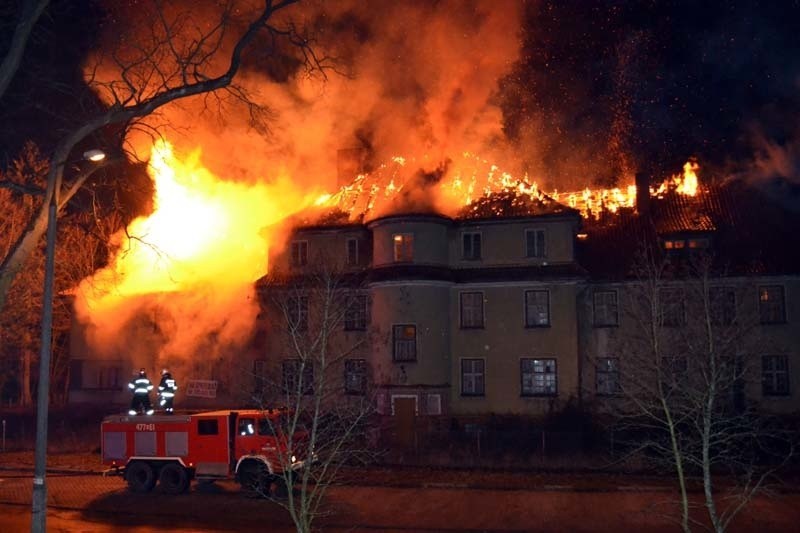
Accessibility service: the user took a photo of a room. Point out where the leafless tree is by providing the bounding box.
[596,244,793,532]
[0,0,321,311]
[0,0,49,100]
[250,258,378,533]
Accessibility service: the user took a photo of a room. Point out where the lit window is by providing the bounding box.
[593,290,618,327]
[762,355,790,396]
[460,292,484,329]
[291,240,308,267]
[461,359,485,396]
[393,233,414,262]
[525,229,546,258]
[392,324,417,362]
[462,232,482,260]
[759,286,786,324]
[596,358,621,395]
[525,290,550,327]
[688,238,709,249]
[521,358,557,396]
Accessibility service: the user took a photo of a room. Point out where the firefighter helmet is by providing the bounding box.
[162,368,169,376]
[139,368,146,376]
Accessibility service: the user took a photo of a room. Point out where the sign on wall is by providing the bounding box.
[185,380,218,398]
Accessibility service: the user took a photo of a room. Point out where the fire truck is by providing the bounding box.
[101,409,307,494]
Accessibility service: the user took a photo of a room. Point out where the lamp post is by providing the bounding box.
[31,148,105,533]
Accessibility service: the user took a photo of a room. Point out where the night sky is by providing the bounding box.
[2,0,799,196]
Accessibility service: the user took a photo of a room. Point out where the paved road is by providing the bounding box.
[0,468,798,532]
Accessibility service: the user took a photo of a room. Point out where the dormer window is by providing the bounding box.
[525,229,546,258]
[393,233,414,262]
[291,240,308,267]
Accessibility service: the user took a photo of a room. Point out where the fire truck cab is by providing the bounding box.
[101,409,305,494]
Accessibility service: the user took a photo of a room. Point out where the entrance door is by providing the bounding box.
[393,396,416,448]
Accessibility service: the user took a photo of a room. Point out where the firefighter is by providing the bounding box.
[128,368,154,416]
[158,368,178,414]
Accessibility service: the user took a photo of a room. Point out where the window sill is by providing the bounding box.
[393,359,417,364]
[524,324,551,329]
[762,392,791,398]
[460,326,485,330]
[592,323,619,328]
[521,393,558,398]
[460,393,485,398]
[759,321,788,326]
[344,327,368,332]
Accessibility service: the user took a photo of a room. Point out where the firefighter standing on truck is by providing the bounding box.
[128,368,154,415]
[158,369,178,414]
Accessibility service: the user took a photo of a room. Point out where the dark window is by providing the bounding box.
[710,287,736,326]
[258,418,278,436]
[392,324,417,362]
[660,288,685,327]
[460,292,484,329]
[69,360,83,390]
[762,355,790,396]
[525,229,546,258]
[346,238,360,266]
[660,355,688,387]
[344,294,368,331]
[197,419,219,435]
[282,359,314,395]
[521,358,557,396]
[253,359,267,393]
[291,240,308,267]
[345,359,367,395]
[525,290,550,327]
[593,291,619,327]
[461,359,485,396]
[759,286,786,324]
[393,233,414,262]
[596,358,621,395]
[462,232,482,260]
[287,295,308,332]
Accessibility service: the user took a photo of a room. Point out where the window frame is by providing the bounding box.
[346,237,360,266]
[524,289,551,328]
[593,290,619,327]
[287,294,309,332]
[709,286,736,326]
[392,324,417,362]
[459,291,485,329]
[290,240,308,267]
[344,294,368,331]
[392,233,414,262]
[460,358,486,397]
[762,355,790,397]
[524,228,546,259]
[758,285,786,324]
[659,288,686,327]
[461,231,482,261]
[282,359,314,395]
[520,358,558,397]
[595,357,621,396]
[344,358,367,395]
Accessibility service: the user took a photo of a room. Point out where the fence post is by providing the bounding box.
[2,419,5,452]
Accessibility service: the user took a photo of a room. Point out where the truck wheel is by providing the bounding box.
[126,461,156,493]
[238,461,270,496]
[159,463,189,494]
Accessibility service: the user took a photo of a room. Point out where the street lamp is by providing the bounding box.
[31,148,106,533]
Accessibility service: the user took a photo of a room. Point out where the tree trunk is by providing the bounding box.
[21,350,32,406]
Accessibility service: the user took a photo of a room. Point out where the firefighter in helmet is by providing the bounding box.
[158,368,178,414]
[128,368,154,416]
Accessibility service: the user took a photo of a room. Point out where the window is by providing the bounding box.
[282,359,314,395]
[710,287,736,326]
[521,358,557,396]
[524,290,550,327]
[253,359,267,393]
[345,294,368,331]
[346,238,360,266]
[660,355,688,387]
[392,324,417,362]
[762,355,790,396]
[287,295,308,332]
[393,233,414,262]
[759,286,786,324]
[425,393,442,415]
[593,290,618,327]
[197,419,219,435]
[461,359,485,396]
[291,240,308,267]
[596,358,621,395]
[660,288,685,326]
[344,359,367,395]
[71,360,123,390]
[238,417,256,436]
[462,232,482,260]
[688,238,709,249]
[460,292,484,329]
[525,229,546,258]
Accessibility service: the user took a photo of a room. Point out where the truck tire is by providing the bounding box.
[238,461,271,496]
[126,461,156,493]
[159,463,189,494]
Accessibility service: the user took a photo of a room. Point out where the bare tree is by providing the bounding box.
[0,0,49,100]
[597,244,793,532]
[0,0,320,311]
[251,259,378,533]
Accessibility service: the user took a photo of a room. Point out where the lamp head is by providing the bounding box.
[83,149,106,162]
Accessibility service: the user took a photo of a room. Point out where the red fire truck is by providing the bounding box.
[101,409,307,494]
